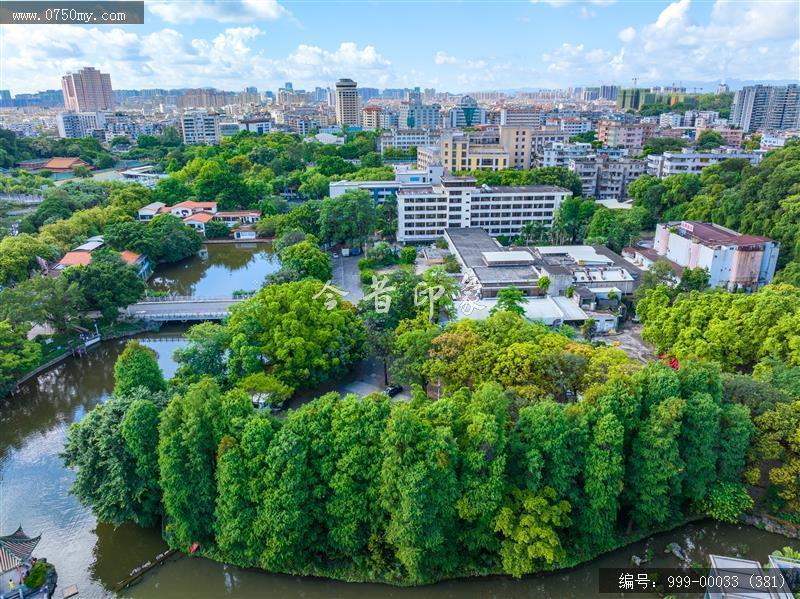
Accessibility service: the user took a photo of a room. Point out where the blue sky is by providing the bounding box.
[1,0,798,94]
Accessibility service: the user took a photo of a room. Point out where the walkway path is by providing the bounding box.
[126,296,247,321]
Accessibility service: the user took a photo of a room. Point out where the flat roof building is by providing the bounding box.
[398,178,571,242]
[654,220,779,290]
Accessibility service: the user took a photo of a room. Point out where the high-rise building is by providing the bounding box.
[358,87,380,102]
[61,67,114,111]
[600,85,618,101]
[447,95,487,128]
[731,84,800,132]
[717,83,730,95]
[405,87,422,104]
[399,100,442,129]
[56,112,107,139]
[335,79,360,127]
[181,111,221,145]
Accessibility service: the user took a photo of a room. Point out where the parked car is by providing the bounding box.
[384,385,403,398]
[332,252,339,258]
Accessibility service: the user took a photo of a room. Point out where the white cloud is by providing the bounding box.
[0,25,393,92]
[629,0,799,80]
[434,51,458,65]
[147,0,289,24]
[618,26,636,43]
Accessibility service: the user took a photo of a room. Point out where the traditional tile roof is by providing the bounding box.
[171,200,217,210]
[183,212,214,223]
[119,250,142,265]
[43,157,88,171]
[0,526,40,571]
[57,251,92,267]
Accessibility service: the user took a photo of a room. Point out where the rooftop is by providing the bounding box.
[184,212,214,223]
[671,221,774,247]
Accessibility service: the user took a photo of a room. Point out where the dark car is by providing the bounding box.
[384,385,403,398]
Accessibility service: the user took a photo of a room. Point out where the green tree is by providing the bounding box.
[493,486,572,578]
[279,240,332,281]
[380,404,459,583]
[0,321,41,395]
[492,287,527,316]
[63,388,168,527]
[699,482,753,523]
[174,322,230,385]
[695,130,725,151]
[625,397,686,529]
[318,189,376,247]
[553,197,596,244]
[642,137,689,156]
[121,398,163,526]
[113,341,167,396]
[226,280,367,389]
[63,250,145,320]
[204,220,231,239]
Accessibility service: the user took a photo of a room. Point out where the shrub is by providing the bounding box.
[399,246,417,265]
[443,254,461,274]
[360,268,376,285]
[434,237,448,250]
[24,561,46,590]
[699,482,754,523]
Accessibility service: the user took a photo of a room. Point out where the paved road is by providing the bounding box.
[332,254,363,303]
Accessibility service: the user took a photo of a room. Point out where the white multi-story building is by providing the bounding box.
[379,128,441,152]
[397,175,571,242]
[329,164,444,203]
[181,111,221,144]
[335,78,360,127]
[499,107,543,127]
[56,111,106,138]
[647,148,764,178]
[654,221,779,291]
[659,113,684,128]
[568,157,646,201]
[539,142,596,167]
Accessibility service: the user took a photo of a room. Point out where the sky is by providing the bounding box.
[0,0,799,95]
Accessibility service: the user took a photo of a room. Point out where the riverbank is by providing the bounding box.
[6,321,161,397]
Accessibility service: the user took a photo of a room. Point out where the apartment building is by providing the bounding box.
[731,84,800,132]
[598,120,656,150]
[335,79,360,127]
[397,175,571,242]
[568,157,646,201]
[647,148,764,178]
[361,105,382,130]
[181,111,221,144]
[499,107,543,127]
[654,221,779,290]
[61,67,114,112]
[379,128,441,152]
[416,146,443,169]
[56,111,106,139]
[695,126,744,148]
[440,130,509,171]
[498,126,571,169]
[398,101,442,129]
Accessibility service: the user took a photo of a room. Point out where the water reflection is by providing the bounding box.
[148,243,279,297]
[0,329,186,599]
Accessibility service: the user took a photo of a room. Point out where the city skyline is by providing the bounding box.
[1,0,798,95]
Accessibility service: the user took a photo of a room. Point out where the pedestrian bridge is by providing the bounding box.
[126,295,250,322]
